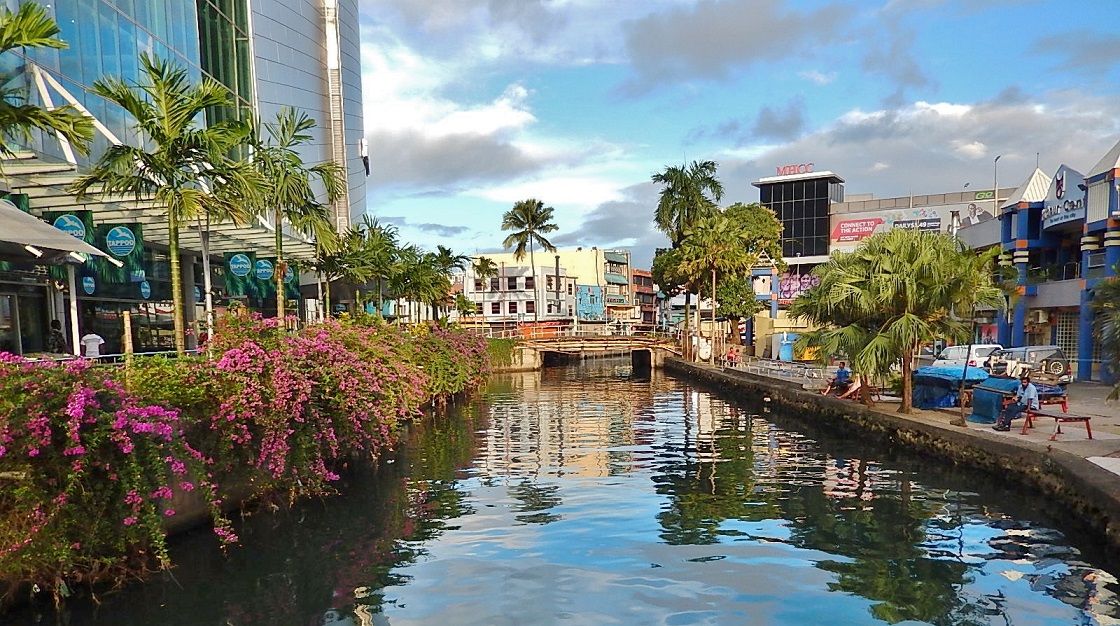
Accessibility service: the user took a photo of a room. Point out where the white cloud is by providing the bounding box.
[798,69,837,85]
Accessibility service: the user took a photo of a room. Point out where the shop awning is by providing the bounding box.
[0,197,109,263]
[604,251,628,264]
[604,272,629,285]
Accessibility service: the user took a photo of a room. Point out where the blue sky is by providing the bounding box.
[356,0,1120,268]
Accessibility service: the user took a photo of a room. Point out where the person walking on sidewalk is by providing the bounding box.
[993,374,1039,431]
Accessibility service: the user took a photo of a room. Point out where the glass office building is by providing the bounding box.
[0,0,366,355]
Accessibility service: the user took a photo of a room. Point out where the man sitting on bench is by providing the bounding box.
[992,374,1039,432]
[821,361,852,396]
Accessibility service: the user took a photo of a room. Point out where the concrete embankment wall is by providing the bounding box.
[667,359,1120,554]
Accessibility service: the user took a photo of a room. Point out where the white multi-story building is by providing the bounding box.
[460,264,578,324]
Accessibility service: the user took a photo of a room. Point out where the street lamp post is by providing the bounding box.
[993,155,1001,217]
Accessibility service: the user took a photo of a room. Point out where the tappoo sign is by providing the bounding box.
[1041,164,1086,230]
[105,225,137,257]
[52,214,87,240]
[228,253,252,277]
[254,259,274,281]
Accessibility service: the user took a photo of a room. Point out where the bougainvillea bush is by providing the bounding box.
[196,315,433,502]
[0,316,490,600]
[0,355,232,598]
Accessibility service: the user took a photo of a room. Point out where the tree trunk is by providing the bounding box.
[169,219,185,355]
[376,276,383,318]
[899,343,915,413]
[275,208,285,321]
[324,279,332,318]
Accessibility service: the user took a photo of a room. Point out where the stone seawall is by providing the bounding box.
[667,359,1120,555]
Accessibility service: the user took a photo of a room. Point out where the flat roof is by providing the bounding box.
[753,170,844,187]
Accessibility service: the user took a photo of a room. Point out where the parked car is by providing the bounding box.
[985,345,1072,384]
[932,344,1002,369]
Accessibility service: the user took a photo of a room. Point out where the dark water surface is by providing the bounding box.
[13,359,1120,625]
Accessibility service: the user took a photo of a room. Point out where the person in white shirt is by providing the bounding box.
[79,331,105,358]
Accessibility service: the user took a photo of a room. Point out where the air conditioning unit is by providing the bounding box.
[1032,310,1048,324]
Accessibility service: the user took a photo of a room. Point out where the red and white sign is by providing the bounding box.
[831,218,884,243]
[775,163,814,176]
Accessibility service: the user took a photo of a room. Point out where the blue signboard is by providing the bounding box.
[1041,164,1086,230]
[284,264,295,283]
[81,276,96,295]
[228,253,252,277]
[194,285,203,303]
[105,225,137,256]
[139,280,151,299]
[254,259,274,281]
[53,214,87,240]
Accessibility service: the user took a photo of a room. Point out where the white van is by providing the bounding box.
[932,344,1002,369]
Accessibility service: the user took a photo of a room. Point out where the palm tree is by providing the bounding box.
[305,225,376,317]
[789,229,1003,412]
[1090,264,1120,400]
[501,199,558,323]
[472,256,498,285]
[677,213,760,363]
[251,107,345,319]
[0,2,93,163]
[651,160,723,247]
[354,216,399,317]
[652,160,723,355]
[70,55,258,354]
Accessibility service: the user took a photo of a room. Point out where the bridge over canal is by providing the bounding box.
[498,333,682,371]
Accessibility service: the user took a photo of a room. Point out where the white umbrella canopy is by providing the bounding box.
[0,197,109,263]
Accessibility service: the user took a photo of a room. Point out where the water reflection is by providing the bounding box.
[16,359,1120,625]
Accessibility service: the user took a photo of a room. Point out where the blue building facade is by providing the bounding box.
[575,286,604,321]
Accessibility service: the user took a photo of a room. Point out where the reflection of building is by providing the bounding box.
[0,0,366,355]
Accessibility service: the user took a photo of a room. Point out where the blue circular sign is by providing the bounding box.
[81,276,95,295]
[53,214,86,240]
[139,280,151,300]
[229,253,252,277]
[284,265,295,283]
[105,226,137,257]
[254,259,274,281]
[193,285,203,303]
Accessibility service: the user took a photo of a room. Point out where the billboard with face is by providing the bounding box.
[829,201,995,252]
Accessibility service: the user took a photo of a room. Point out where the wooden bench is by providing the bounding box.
[1020,407,1092,440]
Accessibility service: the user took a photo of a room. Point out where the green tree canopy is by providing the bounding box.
[651,160,722,248]
[250,107,345,318]
[789,228,1003,412]
[1090,264,1120,400]
[501,198,558,322]
[70,55,259,353]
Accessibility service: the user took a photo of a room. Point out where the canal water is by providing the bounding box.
[16,359,1120,625]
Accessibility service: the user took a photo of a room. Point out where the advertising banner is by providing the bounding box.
[777,272,820,304]
[829,201,995,253]
[41,209,97,284]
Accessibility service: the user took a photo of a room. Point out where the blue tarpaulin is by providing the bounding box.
[967,377,1066,424]
[912,366,990,410]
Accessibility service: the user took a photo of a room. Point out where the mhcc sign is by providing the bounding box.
[775,163,814,176]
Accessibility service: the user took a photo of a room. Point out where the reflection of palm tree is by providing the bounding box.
[508,480,563,524]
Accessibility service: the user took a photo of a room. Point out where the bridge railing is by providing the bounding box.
[462,325,679,342]
[728,356,829,389]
